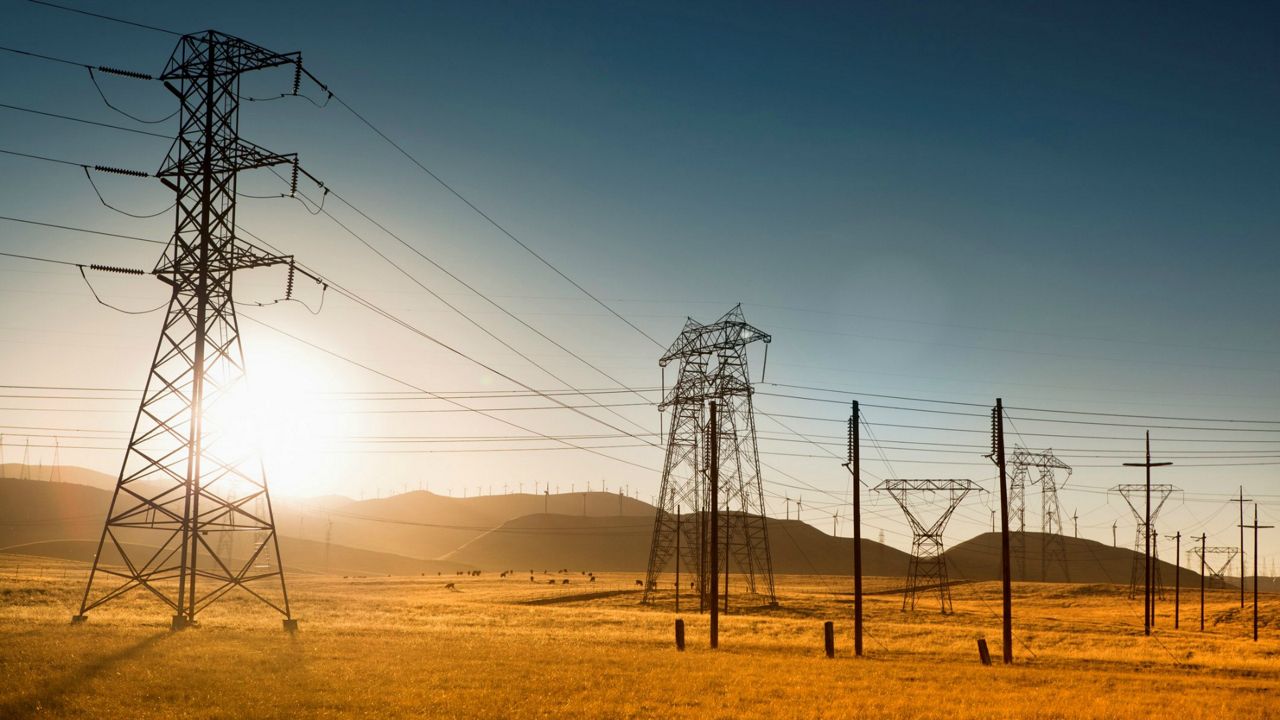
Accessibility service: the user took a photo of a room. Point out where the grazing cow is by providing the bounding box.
[589,576,596,583]
[547,579,556,585]
[562,579,570,585]
[635,579,644,587]
[444,582,457,590]
[530,576,536,582]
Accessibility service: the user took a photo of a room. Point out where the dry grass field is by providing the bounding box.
[0,554,1277,719]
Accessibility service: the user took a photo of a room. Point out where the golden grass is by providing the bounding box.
[0,555,1277,719]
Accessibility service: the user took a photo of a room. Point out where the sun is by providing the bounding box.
[200,342,331,499]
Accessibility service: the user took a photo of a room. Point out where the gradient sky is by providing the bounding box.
[1,1,1278,565]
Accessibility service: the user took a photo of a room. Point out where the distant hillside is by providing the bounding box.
[272,490,653,562]
[0,464,118,492]
[2,470,1274,590]
[445,512,912,574]
[0,476,111,549]
[0,477,470,576]
[443,513,653,571]
[945,531,1207,587]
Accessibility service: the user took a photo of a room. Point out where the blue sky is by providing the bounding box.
[1,1,1277,562]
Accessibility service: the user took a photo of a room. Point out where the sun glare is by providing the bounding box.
[207,345,331,498]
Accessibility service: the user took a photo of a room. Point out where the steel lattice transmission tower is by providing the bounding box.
[73,31,306,631]
[1194,546,1240,589]
[1115,483,1175,601]
[1007,446,1072,581]
[877,478,979,614]
[642,305,776,607]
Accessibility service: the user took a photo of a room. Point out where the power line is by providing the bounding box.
[765,380,1280,425]
[239,313,659,474]
[0,102,170,139]
[0,43,91,68]
[0,251,81,268]
[274,171,657,442]
[302,171,657,411]
[0,147,84,168]
[307,80,665,348]
[0,214,164,245]
[25,0,182,36]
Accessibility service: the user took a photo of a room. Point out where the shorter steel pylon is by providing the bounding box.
[877,479,979,614]
[1194,546,1240,589]
[1114,483,1176,600]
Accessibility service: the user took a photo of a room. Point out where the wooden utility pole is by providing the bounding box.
[844,400,864,657]
[993,398,1013,664]
[1241,505,1273,642]
[1198,533,1206,632]
[1170,531,1181,629]
[723,519,730,614]
[1235,487,1252,609]
[675,506,680,613]
[1123,432,1171,637]
[709,401,719,649]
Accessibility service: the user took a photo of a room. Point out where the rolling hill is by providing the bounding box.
[2,468,1273,592]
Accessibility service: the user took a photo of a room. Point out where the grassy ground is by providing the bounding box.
[0,555,1277,719]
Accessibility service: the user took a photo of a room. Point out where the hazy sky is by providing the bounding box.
[1,1,1277,564]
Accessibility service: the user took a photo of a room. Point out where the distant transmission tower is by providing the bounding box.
[1194,546,1240,589]
[1115,483,1175,600]
[1007,446,1031,578]
[1008,446,1072,581]
[878,478,979,614]
[74,31,310,631]
[643,305,776,608]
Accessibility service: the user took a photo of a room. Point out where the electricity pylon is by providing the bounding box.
[877,478,979,614]
[74,31,307,631]
[1115,483,1176,601]
[643,305,776,608]
[1194,546,1240,589]
[1008,446,1072,581]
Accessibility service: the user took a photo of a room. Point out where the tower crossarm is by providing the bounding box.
[659,304,770,366]
[157,139,296,179]
[875,479,979,536]
[160,30,300,80]
[1036,449,1072,473]
[1113,483,1177,522]
[1194,546,1241,577]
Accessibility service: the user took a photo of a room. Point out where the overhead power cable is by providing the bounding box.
[0,43,91,68]
[284,67,665,349]
[288,168,657,413]
[765,380,1280,425]
[239,313,658,474]
[0,214,162,244]
[0,251,82,268]
[271,177,659,444]
[0,102,170,139]
[25,0,182,36]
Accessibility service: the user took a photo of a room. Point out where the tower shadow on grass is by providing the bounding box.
[0,631,168,719]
